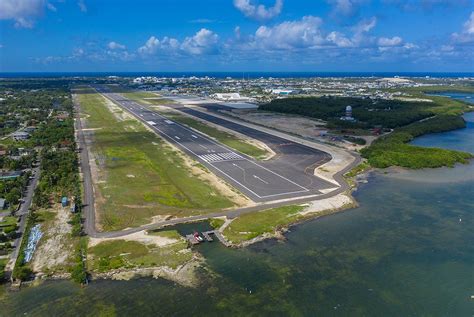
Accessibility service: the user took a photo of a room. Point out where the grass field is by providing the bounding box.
[88,239,192,272]
[147,229,183,240]
[223,205,306,244]
[105,85,170,106]
[0,216,18,233]
[121,91,171,106]
[76,87,237,231]
[166,114,269,159]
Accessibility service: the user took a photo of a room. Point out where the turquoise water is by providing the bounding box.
[411,112,474,152]
[1,102,474,316]
[428,92,474,105]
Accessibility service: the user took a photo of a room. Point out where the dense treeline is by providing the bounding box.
[361,115,472,168]
[0,89,72,137]
[0,174,30,207]
[259,97,433,129]
[32,119,75,147]
[34,149,80,208]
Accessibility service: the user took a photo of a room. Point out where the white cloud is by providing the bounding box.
[138,36,161,55]
[0,0,46,28]
[108,41,126,50]
[253,16,324,50]
[46,3,56,12]
[233,0,283,21]
[78,0,87,13]
[234,26,242,40]
[463,11,474,34]
[451,11,474,44]
[378,36,403,46]
[138,29,218,56]
[326,31,353,47]
[328,0,367,17]
[181,28,219,55]
[353,16,377,34]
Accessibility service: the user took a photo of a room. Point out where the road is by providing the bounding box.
[5,165,41,278]
[96,87,335,202]
[73,95,97,238]
[75,88,361,238]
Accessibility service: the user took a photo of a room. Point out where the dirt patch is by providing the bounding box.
[223,110,327,139]
[31,205,74,274]
[298,193,355,216]
[88,230,179,248]
[222,110,375,152]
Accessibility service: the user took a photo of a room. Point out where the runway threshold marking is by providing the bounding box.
[198,152,243,163]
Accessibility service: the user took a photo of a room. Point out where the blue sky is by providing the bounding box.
[0,0,473,72]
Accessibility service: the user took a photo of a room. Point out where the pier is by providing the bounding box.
[185,230,231,247]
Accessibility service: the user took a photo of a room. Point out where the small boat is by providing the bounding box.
[193,231,204,242]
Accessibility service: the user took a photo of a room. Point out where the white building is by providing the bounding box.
[212,93,253,102]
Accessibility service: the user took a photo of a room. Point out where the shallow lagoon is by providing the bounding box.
[1,105,473,317]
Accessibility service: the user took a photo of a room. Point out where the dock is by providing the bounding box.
[185,230,231,247]
[202,231,214,242]
[185,234,200,245]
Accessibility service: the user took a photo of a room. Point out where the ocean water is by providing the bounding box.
[1,72,473,79]
[1,99,473,316]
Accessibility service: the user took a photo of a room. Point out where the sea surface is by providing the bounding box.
[1,72,473,79]
[1,99,473,316]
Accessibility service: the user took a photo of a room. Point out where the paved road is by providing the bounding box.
[96,88,334,202]
[76,88,361,238]
[5,165,41,277]
[73,96,97,238]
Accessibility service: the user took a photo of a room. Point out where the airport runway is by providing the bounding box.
[96,88,335,202]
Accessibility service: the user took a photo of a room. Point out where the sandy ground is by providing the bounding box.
[298,193,355,216]
[31,205,74,273]
[221,110,375,152]
[223,110,327,139]
[88,230,179,248]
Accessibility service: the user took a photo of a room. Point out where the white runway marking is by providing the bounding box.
[198,152,243,163]
[232,163,245,171]
[253,175,269,184]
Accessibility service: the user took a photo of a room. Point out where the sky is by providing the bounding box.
[0,0,473,73]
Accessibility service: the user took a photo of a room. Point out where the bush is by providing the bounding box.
[13,266,33,281]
